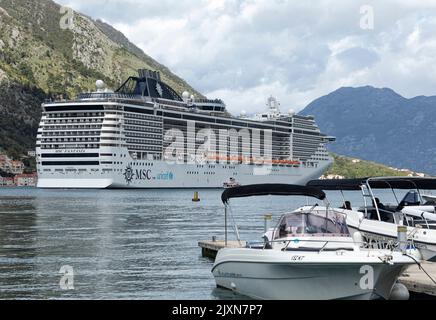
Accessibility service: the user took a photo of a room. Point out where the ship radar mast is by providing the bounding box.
[253,96,284,121]
[266,96,281,118]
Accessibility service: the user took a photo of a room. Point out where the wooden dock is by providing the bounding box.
[199,239,436,297]
[399,262,436,296]
[198,240,246,259]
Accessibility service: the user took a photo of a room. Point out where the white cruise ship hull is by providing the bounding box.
[37,155,332,189]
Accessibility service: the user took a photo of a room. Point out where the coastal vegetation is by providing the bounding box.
[325,154,421,179]
[0,0,200,163]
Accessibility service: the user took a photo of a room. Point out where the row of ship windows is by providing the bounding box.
[162,116,294,133]
[40,138,100,142]
[125,139,162,145]
[161,123,292,138]
[293,139,324,145]
[43,125,103,130]
[293,120,317,126]
[39,131,321,144]
[46,112,105,118]
[100,154,128,158]
[42,131,102,136]
[124,126,162,133]
[125,120,162,127]
[187,171,216,175]
[294,125,320,131]
[44,119,104,124]
[39,144,100,149]
[127,145,161,151]
[129,162,155,167]
[42,169,119,173]
[125,114,161,121]
[125,133,162,139]
[101,161,124,165]
[194,164,236,169]
[43,109,320,134]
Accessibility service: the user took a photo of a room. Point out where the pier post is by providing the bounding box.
[225,205,228,247]
[397,225,407,253]
[264,214,272,233]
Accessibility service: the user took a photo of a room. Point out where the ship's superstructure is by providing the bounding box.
[36,70,334,188]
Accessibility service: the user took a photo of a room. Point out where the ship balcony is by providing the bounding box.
[323,135,336,142]
[102,119,122,126]
[100,132,123,139]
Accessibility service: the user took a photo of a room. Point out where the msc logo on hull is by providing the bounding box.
[123,164,152,185]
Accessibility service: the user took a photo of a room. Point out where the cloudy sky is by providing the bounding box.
[55,0,436,114]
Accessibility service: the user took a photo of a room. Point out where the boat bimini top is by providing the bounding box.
[220,184,331,246]
[307,176,436,224]
[307,177,436,191]
[221,183,326,204]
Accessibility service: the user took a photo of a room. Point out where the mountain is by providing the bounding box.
[0,0,201,160]
[300,86,436,175]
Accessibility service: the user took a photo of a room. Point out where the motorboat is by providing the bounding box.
[212,184,418,300]
[307,177,436,261]
[223,177,241,189]
[422,193,436,205]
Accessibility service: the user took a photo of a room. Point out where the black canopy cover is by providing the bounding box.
[221,184,326,204]
[306,178,367,191]
[307,177,436,191]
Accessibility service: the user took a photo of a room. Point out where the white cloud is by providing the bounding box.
[55,0,436,114]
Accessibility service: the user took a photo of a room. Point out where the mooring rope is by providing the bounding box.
[404,253,436,285]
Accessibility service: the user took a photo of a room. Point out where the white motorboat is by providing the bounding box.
[212,184,418,300]
[422,193,436,205]
[307,177,436,261]
[223,177,241,189]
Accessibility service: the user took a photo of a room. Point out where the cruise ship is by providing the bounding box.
[36,69,335,189]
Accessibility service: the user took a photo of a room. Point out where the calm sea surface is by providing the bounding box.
[0,187,404,300]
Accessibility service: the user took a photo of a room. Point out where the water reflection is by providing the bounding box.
[0,195,38,298]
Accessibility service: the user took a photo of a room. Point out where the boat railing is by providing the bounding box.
[44,92,147,104]
[194,98,225,105]
[246,238,413,253]
[77,92,144,100]
[360,179,436,229]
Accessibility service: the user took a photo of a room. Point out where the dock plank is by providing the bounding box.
[399,262,436,296]
[198,240,246,259]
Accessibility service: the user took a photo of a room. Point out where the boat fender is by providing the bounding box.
[389,283,409,300]
[353,231,364,246]
[230,282,237,291]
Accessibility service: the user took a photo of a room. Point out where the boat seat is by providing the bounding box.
[246,242,272,249]
[366,209,379,220]
[365,208,395,223]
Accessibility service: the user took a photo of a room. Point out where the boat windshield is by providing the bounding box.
[399,190,421,207]
[275,212,349,238]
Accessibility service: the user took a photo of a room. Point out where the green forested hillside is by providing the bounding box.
[325,154,421,179]
[0,0,201,159]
